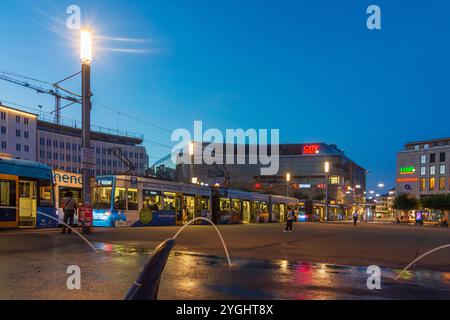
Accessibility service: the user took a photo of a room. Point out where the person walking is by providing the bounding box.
[284,207,295,232]
[61,191,77,234]
[352,210,359,226]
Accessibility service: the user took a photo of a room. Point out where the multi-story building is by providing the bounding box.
[152,142,367,219]
[37,120,149,176]
[0,103,37,161]
[374,188,395,220]
[0,103,149,175]
[396,137,450,200]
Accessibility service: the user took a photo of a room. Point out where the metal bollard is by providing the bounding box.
[124,238,175,300]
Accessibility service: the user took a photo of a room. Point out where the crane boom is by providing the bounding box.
[0,71,81,124]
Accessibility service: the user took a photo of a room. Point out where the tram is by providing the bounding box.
[0,157,57,228]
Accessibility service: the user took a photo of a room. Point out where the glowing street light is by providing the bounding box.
[191,177,198,184]
[378,183,385,188]
[80,30,92,64]
[324,162,330,221]
[286,173,291,197]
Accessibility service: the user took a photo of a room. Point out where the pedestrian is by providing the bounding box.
[352,210,358,226]
[284,207,294,232]
[61,191,77,234]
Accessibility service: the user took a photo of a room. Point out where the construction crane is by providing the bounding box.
[108,147,136,175]
[0,70,81,124]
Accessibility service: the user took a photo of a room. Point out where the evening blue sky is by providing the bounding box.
[0,0,449,192]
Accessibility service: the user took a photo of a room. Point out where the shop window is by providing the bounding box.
[420,178,426,191]
[429,178,435,191]
[439,177,445,191]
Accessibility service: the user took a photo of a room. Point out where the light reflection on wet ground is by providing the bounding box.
[1,241,449,300]
[92,242,450,300]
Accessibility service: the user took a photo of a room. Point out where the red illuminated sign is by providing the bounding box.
[254,183,262,189]
[303,144,320,155]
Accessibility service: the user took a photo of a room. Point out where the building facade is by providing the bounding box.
[37,121,149,176]
[152,142,367,218]
[0,103,149,175]
[396,137,450,200]
[0,103,37,161]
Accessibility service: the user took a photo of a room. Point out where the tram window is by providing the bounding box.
[231,199,241,212]
[261,202,268,212]
[143,191,162,210]
[19,181,34,198]
[163,192,176,210]
[38,180,54,207]
[220,198,230,211]
[114,188,126,210]
[93,187,112,209]
[200,197,209,211]
[251,201,260,213]
[127,189,138,210]
[0,180,16,206]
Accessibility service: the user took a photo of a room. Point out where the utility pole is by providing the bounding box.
[80,30,93,207]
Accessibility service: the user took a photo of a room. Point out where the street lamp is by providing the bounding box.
[80,29,93,221]
[286,173,291,197]
[324,161,330,221]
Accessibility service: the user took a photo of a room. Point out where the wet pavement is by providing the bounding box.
[1,239,449,300]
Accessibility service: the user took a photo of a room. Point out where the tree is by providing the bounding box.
[420,194,450,225]
[393,193,420,219]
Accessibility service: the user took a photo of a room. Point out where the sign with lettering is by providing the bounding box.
[303,144,320,155]
[400,166,416,175]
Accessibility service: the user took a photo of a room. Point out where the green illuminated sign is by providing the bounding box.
[400,166,416,175]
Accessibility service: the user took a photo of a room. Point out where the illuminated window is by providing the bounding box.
[420,178,426,191]
[439,177,445,191]
[429,177,435,190]
[430,166,436,175]
[420,166,426,176]
[420,155,426,164]
[330,176,340,185]
[440,165,446,175]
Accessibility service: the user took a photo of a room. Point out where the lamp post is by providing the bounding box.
[286,173,291,197]
[80,30,93,209]
[324,161,330,221]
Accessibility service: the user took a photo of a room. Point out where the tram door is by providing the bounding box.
[175,194,183,225]
[18,180,37,227]
[243,201,251,223]
[0,175,19,228]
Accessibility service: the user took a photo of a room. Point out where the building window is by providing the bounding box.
[440,165,446,175]
[430,153,436,163]
[424,144,429,149]
[53,140,58,148]
[66,155,70,162]
[420,155,426,164]
[439,177,445,191]
[60,141,65,149]
[16,144,21,151]
[440,152,446,162]
[420,178,426,191]
[0,126,5,135]
[72,143,77,150]
[24,118,29,125]
[24,131,29,139]
[24,145,29,153]
[66,142,70,150]
[414,145,419,150]
[96,147,100,154]
[430,166,436,175]
[0,112,5,120]
[47,139,51,146]
[1,141,6,149]
[60,153,65,160]
[16,116,20,123]
[15,130,20,137]
[47,152,52,159]
[40,138,45,145]
[429,177,435,190]
[420,166,426,176]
